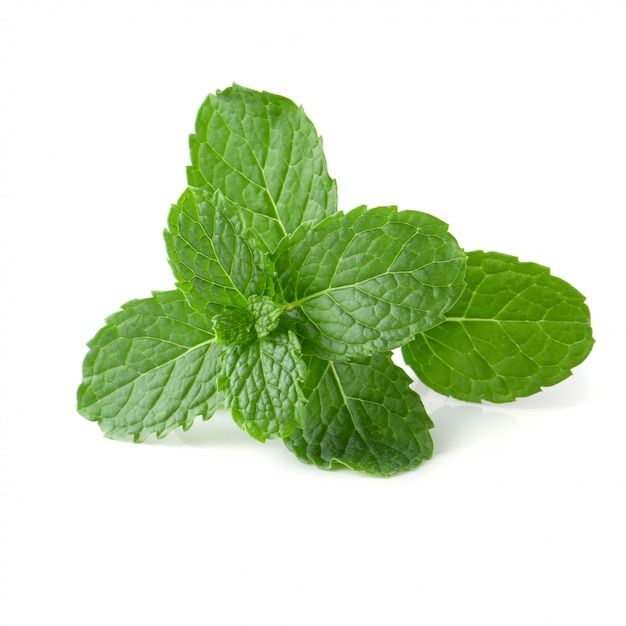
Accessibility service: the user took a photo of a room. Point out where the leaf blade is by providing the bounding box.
[77,290,224,441]
[275,205,466,359]
[221,329,306,441]
[165,187,271,312]
[285,353,433,477]
[402,250,594,402]
[188,84,337,251]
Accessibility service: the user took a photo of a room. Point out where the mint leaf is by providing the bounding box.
[248,295,284,337]
[402,251,594,403]
[285,353,433,476]
[165,187,271,312]
[221,329,305,441]
[274,205,466,359]
[213,308,254,345]
[77,291,223,441]
[188,84,337,251]
[212,297,284,344]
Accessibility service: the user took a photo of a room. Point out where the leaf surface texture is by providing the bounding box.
[274,205,466,359]
[77,291,223,441]
[402,251,594,402]
[165,188,271,312]
[285,353,433,476]
[188,84,337,251]
[221,329,305,441]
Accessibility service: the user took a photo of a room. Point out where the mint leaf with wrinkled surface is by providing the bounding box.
[212,297,284,345]
[274,205,466,359]
[285,353,433,476]
[213,308,254,345]
[77,291,223,441]
[165,187,272,312]
[188,84,337,252]
[221,329,305,441]
[248,295,284,337]
[402,251,594,403]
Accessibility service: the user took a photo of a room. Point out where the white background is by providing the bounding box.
[1,1,624,624]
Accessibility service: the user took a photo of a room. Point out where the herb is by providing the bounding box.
[187,85,337,251]
[284,353,434,476]
[220,328,306,441]
[77,85,593,476]
[77,291,223,442]
[164,188,272,313]
[274,205,466,359]
[402,251,594,403]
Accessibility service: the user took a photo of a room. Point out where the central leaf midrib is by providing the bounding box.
[445,317,589,324]
[183,207,249,304]
[328,362,382,469]
[284,263,448,311]
[211,98,288,238]
[83,338,216,409]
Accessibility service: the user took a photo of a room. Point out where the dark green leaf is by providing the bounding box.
[285,353,433,477]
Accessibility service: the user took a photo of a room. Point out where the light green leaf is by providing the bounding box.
[212,308,254,345]
[274,205,466,359]
[402,251,594,403]
[221,329,305,441]
[188,84,337,251]
[285,353,433,477]
[164,187,272,312]
[212,297,285,345]
[248,295,284,338]
[77,291,223,441]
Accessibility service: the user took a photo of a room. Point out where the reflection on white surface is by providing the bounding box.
[415,369,592,456]
[506,371,591,410]
[147,410,258,449]
[146,371,591,455]
[429,405,517,455]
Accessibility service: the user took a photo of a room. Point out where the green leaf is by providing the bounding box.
[188,84,337,251]
[274,205,466,359]
[212,297,285,345]
[77,291,224,441]
[402,251,594,403]
[213,308,254,345]
[164,187,272,312]
[248,295,284,338]
[221,329,306,441]
[284,353,433,477]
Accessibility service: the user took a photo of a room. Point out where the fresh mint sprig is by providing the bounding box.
[77,84,593,476]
